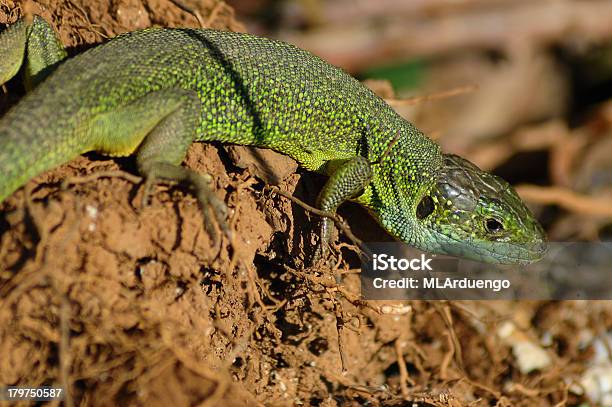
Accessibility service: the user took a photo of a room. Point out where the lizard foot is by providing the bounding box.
[310,235,339,268]
[140,162,230,245]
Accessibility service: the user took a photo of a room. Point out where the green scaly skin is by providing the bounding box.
[0,17,546,264]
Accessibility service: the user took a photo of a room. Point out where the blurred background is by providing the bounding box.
[1,2,611,404]
[227,0,612,242]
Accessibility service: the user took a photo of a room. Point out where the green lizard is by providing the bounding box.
[0,16,546,264]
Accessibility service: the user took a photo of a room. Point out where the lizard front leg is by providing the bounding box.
[314,155,373,263]
[0,15,67,89]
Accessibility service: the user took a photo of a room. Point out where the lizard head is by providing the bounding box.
[403,154,546,264]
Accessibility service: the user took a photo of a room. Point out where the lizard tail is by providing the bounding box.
[0,118,80,204]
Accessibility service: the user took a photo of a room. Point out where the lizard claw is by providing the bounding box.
[139,166,231,245]
[186,172,231,245]
[201,184,231,243]
[311,236,334,268]
[141,175,156,208]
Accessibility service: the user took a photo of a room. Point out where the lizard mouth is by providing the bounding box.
[429,229,547,265]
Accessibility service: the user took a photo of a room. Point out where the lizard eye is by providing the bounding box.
[416,196,435,220]
[485,218,504,233]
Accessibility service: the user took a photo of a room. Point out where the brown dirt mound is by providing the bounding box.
[0,1,606,406]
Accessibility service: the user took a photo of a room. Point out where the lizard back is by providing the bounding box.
[0,27,441,204]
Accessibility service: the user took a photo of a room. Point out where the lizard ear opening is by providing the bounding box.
[416,196,435,220]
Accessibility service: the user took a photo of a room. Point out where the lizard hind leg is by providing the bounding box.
[0,16,67,89]
[23,15,68,89]
[88,88,229,242]
[133,90,230,243]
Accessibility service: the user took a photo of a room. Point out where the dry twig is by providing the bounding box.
[516,185,612,218]
[386,85,477,107]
